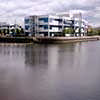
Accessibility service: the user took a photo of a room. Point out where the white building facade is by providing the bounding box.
[24,13,88,36]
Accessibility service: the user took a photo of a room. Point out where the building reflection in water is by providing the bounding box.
[0,44,25,75]
[25,45,49,67]
[0,42,100,100]
[0,45,25,56]
[24,44,76,71]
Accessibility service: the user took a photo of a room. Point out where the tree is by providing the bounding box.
[88,27,94,36]
[11,29,15,34]
[20,28,24,33]
[6,29,9,34]
[97,29,100,35]
[3,29,7,35]
[88,28,99,36]
[62,28,74,36]
[16,28,20,35]
[0,29,1,34]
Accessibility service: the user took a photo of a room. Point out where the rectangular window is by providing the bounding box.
[39,25,48,30]
[25,19,30,24]
[44,25,48,29]
[39,18,48,22]
[25,25,30,30]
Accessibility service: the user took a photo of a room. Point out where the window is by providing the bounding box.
[25,25,30,30]
[50,26,52,29]
[39,25,48,30]
[44,25,48,29]
[39,18,48,22]
[25,19,30,24]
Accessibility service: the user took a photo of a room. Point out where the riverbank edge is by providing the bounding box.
[0,36,100,44]
[0,37,33,43]
[33,36,100,44]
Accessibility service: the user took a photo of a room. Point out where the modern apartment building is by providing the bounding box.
[24,13,88,36]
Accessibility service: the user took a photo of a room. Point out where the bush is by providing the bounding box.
[88,28,100,36]
[62,28,74,36]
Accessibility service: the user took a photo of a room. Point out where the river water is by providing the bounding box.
[0,41,100,100]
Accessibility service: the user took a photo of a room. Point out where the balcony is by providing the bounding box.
[49,21,62,26]
[74,23,79,27]
[38,28,62,32]
[38,21,48,25]
[64,24,72,27]
[49,29,62,32]
[38,28,48,32]
[81,24,85,27]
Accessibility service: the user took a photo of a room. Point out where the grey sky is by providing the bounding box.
[0,0,100,27]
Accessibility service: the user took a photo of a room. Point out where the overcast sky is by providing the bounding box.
[0,0,100,27]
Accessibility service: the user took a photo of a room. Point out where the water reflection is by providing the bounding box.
[25,45,48,67]
[0,42,100,100]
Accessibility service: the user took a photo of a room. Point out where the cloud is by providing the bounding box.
[0,0,100,27]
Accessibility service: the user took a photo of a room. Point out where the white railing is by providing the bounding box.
[38,28,62,32]
[74,23,79,26]
[49,29,62,32]
[38,21,48,25]
[38,28,48,32]
[49,22,62,26]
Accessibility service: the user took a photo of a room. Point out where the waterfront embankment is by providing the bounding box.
[0,36,100,44]
[33,36,100,44]
[0,37,33,43]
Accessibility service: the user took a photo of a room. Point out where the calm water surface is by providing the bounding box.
[0,41,100,100]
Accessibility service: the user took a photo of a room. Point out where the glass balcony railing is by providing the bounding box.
[38,21,48,25]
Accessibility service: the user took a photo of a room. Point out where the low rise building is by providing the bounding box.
[0,22,10,35]
[24,12,88,36]
[0,22,24,36]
